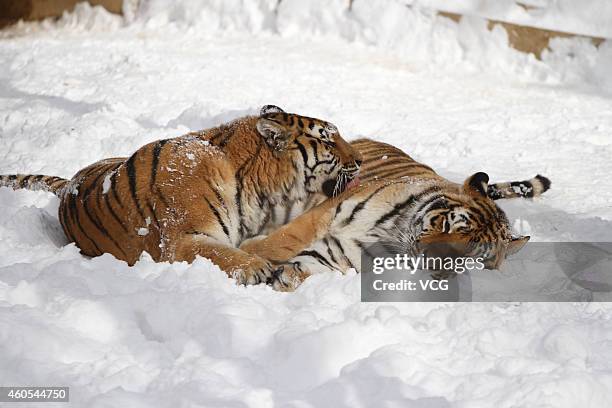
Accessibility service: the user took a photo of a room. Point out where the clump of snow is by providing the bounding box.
[102,173,112,194]
[136,218,152,236]
[69,183,79,195]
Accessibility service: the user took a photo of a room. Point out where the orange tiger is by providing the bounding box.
[241,138,551,290]
[0,105,362,285]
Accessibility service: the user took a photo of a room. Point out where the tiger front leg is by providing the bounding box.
[238,197,340,263]
[172,234,280,286]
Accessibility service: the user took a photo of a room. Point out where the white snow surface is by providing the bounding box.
[1,1,612,407]
[416,0,612,38]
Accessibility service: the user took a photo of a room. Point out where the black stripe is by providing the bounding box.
[59,201,76,243]
[234,141,263,238]
[368,163,426,177]
[82,164,114,200]
[205,197,230,238]
[309,140,319,162]
[375,186,440,227]
[343,184,392,225]
[413,199,451,229]
[472,200,495,223]
[82,195,128,259]
[411,195,452,228]
[103,192,129,233]
[512,180,534,198]
[283,201,295,225]
[126,153,146,220]
[294,140,311,170]
[487,184,504,200]
[50,178,68,193]
[150,139,169,187]
[329,235,350,264]
[298,249,335,270]
[110,170,124,208]
[334,201,344,218]
[323,237,338,264]
[219,126,237,148]
[68,193,103,255]
[205,179,228,216]
[146,200,160,230]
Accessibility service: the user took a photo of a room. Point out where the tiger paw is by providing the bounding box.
[269,263,310,292]
[231,257,276,286]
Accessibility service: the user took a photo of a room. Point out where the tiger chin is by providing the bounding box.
[240,139,551,291]
[0,105,362,287]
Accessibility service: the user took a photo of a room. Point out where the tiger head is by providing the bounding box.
[256,105,362,197]
[417,172,529,271]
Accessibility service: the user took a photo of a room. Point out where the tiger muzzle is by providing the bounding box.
[322,162,361,197]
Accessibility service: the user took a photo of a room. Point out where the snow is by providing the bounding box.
[416,0,612,38]
[102,173,112,194]
[1,1,612,406]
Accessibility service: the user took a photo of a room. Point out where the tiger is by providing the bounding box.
[240,138,551,290]
[260,139,550,234]
[0,105,362,286]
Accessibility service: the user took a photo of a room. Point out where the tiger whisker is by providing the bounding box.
[333,171,346,198]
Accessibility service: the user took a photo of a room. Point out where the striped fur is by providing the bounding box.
[242,138,550,290]
[0,174,68,195]
[487,174,551,200]
[0,105,362,286]
[260,138,551,235]
[352,138,551,200]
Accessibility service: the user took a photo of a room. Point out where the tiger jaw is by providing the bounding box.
[321,169,361,197]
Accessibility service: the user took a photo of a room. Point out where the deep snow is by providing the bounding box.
[1,1,612,407]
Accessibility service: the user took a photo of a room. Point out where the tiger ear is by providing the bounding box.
[260,104,285,115]
[507,235,530,255]
[463,172,489,198]
[256,118,290,151]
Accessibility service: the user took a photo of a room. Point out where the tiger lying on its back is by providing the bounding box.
[0,105,362,286]
[261,139,550,235]
[241,138,551,290]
